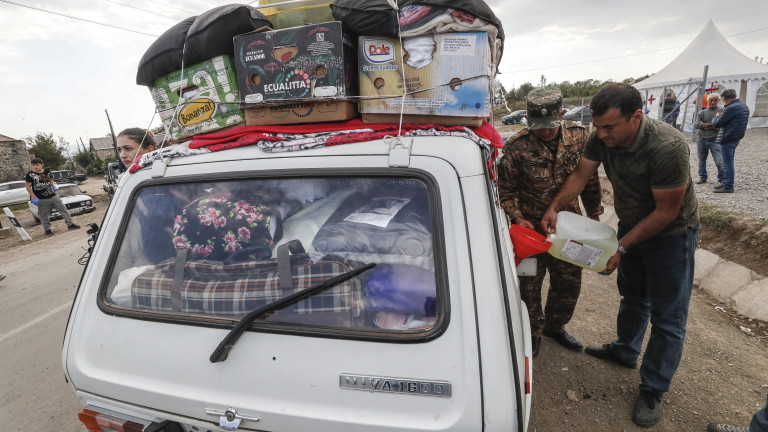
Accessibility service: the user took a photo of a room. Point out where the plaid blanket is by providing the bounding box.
[131,255,362,318]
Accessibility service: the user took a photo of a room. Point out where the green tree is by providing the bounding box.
[516,82,535,100]
[73,149,95,170]
[24,132,68,168]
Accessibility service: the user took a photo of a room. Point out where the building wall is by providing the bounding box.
[0,140,30,182]
[94,148,116,160]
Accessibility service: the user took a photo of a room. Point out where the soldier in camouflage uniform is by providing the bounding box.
[498,86,603,357]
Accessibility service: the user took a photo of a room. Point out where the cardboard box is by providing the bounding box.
[361,113,483,127]
[233,21,357,106]
[150,55,244,142]
[244,100,357,126]
[358,32,492,124]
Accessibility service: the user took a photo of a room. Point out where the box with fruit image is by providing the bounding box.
[149,55,243,142]
[358,32,492,124]
[233,21,357,107]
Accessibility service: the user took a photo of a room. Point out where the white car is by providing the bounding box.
[64,133,533,432]
[28,183,95,223]
[0,180,29,207]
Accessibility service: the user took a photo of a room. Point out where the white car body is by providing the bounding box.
[63,136,533,432]
[0,180,29,207]
[28,183,95,221]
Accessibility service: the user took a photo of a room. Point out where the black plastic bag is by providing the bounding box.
[136,16,196,87]
[184,4,272,66]
[136,5,272,87]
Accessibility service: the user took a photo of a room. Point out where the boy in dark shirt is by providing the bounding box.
[25,158,80,235]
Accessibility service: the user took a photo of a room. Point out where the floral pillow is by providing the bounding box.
[173,194,281,262]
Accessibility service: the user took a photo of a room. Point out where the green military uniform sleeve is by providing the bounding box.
[497,136,525,221]
[651,139,690,190]
[582,130,602,162]
[570,126,604,219]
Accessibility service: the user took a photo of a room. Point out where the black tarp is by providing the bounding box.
[331,0,504,43]
[136,5,271,87]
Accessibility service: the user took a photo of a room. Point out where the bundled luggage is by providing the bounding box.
[136,0,504,139]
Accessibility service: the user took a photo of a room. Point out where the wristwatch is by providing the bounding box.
[617,245,628,255]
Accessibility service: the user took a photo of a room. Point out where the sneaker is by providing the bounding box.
[713,188,734,193]
[67,224,81,230]
[44,229,54,236]
[695,178,707,184]
[633,390,663,427]
[713,183,724,190]
[584,343,636,368]
[543,329,584,351]
[706,423,749,432]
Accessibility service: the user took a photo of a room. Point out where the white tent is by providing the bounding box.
[634,20,768,131]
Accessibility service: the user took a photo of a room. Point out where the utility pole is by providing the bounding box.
[692,65,709,140]
[105,109,119,158]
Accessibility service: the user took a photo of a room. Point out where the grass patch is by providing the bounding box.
[699,204,736,230]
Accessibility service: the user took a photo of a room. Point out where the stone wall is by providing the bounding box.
[0,140,30,182]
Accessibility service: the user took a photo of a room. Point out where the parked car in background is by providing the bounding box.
[0,180,29,207]
[28,183,94,223]
[563,106,592,125]
[102,162,122,199]
[50,169,87,185]
[502,110,527,125]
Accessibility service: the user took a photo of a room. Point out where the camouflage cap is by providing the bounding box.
[526,86,563,130]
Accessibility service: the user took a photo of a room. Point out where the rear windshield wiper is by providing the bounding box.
[210,263,375,363]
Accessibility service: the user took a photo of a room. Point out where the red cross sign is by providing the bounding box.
[648,94,656,104]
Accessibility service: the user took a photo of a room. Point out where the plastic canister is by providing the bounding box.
[547,211,618,273]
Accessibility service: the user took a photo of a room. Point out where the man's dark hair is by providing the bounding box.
[117,128,157,150]
[721,89,737,100]
[31,158,43,165]
[590,83,643,119]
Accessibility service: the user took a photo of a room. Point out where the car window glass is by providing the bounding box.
[102,176,441,335]
[57,185,80,197]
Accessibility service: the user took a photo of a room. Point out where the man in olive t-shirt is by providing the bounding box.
[541,84,699,428]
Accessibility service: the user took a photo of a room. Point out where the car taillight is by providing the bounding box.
[78,409,146,432]
[524,356,532,394]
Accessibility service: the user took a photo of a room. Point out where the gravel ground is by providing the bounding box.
[687,127,768,217]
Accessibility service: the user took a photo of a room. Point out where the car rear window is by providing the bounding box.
[101,176,443,336]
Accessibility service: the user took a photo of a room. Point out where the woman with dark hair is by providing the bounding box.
[117,128,157,170]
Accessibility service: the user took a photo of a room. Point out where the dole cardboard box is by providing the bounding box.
[244,100,357,126]
[150,55,244,142]
[358,32,492,125]
[233,21,357,107]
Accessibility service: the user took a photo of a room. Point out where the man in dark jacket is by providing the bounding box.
[712,89,750,193]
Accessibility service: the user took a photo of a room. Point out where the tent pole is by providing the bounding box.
[644,90,649,114]
[692,65,709,140]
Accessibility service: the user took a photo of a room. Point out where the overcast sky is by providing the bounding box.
[1,0,767,153]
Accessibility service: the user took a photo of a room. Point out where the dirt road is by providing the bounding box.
[529,271,768,431]
[1,177,766,431]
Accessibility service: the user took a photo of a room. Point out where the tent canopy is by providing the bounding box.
[635,20,768,90]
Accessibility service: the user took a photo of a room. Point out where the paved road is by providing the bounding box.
[0,229,87,432]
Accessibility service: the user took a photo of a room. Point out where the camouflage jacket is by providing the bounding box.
[498,121,603,226]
